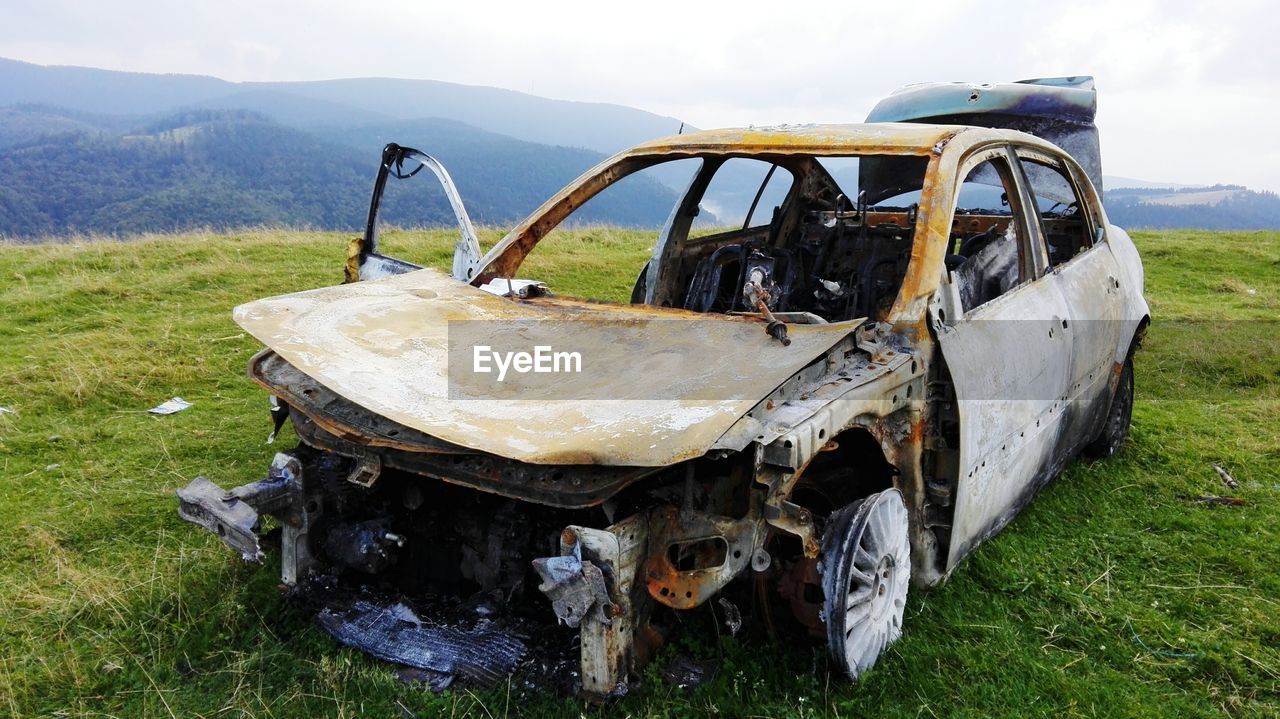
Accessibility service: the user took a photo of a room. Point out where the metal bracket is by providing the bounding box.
[855,321,898,364]
[345,454,382,488]
[533,515,648,699]
[175,452,301,563]
[643,505,763,609]
[763,496,821,558]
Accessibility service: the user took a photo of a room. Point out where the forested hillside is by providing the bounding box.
[0,108,677,238]
[1104,184,1280,230]
[0,57,686,154]
[3,57,1279,238]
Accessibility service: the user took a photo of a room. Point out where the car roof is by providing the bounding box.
[623,122,1027,157]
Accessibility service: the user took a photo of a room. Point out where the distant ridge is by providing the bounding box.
[1103,175,1197,190]
[2,57,1278,235]
[0,57,689,154]
[1105,184,1280,230]
[0,107,677,239]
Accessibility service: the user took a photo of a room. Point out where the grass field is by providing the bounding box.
[1,228,1277,718]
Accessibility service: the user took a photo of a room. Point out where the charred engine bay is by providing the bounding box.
[273,446,815,697]
[279,451,597,695]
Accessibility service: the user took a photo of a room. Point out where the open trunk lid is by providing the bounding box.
[866,76,1102,192]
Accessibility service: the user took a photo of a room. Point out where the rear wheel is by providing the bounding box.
[819,488,910,680]
[1084,356,1134,458]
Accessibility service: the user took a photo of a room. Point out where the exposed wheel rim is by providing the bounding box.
[820,489,910,680]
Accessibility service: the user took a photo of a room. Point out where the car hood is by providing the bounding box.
[233,268,861,466]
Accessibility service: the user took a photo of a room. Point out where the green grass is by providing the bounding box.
[0,228,1277,717]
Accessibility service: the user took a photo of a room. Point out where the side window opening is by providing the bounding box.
[1019,156,1093,269]
[948,156,1030,314]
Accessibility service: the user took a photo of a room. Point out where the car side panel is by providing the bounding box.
[1053,241,1127,449]
[937,277,1075,568]
[1102,224,1152,361]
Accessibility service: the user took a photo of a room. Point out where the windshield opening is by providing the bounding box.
[499,151,929,323]
[514,159,702,304]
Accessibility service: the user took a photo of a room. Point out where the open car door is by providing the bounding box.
[347,143,483,284]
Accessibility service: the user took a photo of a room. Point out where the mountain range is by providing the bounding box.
[0,57,687,152]
[1,57,1278,239]
[0,106,684,237]
[1102,184,1280,231]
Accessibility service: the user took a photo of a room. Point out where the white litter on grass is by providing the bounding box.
[148,397,193,415]
[0,406,14,415]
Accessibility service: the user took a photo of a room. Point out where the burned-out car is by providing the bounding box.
[179,77,1148,695]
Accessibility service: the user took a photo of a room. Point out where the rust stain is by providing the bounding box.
[344,236,362,284]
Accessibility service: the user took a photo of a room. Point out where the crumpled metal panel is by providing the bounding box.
[233,267,858,467]
[315,600,526,687]
[532,543,614,629]
[176,452,300,562]
[175,476,268,562]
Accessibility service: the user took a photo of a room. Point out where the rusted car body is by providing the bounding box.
[179,77,1148,695]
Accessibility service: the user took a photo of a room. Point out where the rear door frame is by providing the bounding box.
[1011,145,1127,452]
[932,143,1077,568]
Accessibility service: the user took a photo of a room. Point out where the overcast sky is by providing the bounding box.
[2,0,1275,191]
